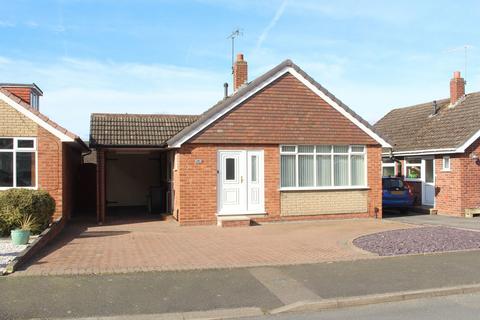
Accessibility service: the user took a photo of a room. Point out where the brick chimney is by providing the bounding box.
[450,71,465,105]
[233,53,248,91]
[0,83,43,110]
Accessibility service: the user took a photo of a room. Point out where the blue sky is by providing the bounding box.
[1,0,479,139]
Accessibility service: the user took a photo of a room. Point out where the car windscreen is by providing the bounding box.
[383,178,405,190]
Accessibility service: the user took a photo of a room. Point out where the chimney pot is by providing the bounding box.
[454,71,461,79]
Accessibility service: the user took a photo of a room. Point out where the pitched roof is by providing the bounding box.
[89,113,200,147]
[167,59,390,148]
[374,92,480,153]
[0,88,88,151]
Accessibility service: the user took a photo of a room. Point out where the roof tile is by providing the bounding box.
[89,113,199,147]
[374,92,480,152]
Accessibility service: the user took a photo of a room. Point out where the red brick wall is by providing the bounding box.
[367,146,383,219]
[462,139,480,211]
[37,127,64,220]
[174,143,382,225]
[435,155,463,215]
[190,73,377,145]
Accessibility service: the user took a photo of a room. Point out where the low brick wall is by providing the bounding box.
[280,190,369,216]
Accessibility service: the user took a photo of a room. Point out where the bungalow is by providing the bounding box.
[375,71,480,217]
[0,83,88,221]
[90,54,390,226]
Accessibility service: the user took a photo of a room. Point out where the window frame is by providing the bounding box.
[442,156,451,172]
[404,158,422,182]
[279,144,368,191]
[0,137,38,190]
[381,158,397,177]
[30,92,39,110]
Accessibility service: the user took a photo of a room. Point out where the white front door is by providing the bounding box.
[422,158,435,206]
[218,150,264,215]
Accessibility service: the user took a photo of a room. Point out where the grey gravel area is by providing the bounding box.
[353,226,480,256]
[0,238,26,274]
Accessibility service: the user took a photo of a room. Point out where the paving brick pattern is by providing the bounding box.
[15,218,410,276]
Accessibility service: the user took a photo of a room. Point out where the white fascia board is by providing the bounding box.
[392,148,459,156]
[455,129,480,153]
[0,91,74,142]
[169,67,291,148]
[287,68,391,148]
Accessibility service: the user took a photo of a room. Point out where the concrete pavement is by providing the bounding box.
[3,250,480,319]
[242,292,480,320]
[385,211,480,230]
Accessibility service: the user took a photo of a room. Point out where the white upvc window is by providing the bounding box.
[280,145,367,190]
[404,158,422,181]
[442,156,451,171]
[0,137,37,189]
[382,158,397,177]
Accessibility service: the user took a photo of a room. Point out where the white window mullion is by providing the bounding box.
[330,150,334,186]
[295,153,299,188]
[13,146,17,188]
[313,148,317,187]
[347,146,351,186]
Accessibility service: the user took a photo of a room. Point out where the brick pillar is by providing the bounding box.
[96,149,106,223]
[233,53,248,91]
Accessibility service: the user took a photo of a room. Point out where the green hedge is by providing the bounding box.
[0,189,56,236]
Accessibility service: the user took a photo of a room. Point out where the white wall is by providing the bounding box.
[106,152,161,207]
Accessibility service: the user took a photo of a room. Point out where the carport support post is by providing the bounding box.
[96,149,106,224]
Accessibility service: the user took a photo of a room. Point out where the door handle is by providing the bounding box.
[241,176,244,183]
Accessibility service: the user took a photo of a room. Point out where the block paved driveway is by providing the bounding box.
[15,217,411,276]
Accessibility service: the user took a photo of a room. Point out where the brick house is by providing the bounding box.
[375,71,480,217]
[90,55,390,226]
[0,83,88,221]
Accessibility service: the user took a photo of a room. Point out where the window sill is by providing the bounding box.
[279,186,370,192]
[0,186,38,190]
[441,169,451,172]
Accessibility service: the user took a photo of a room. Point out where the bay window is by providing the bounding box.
[280,145,367,189]
[0,138,37,188]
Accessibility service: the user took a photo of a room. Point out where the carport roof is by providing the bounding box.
[89,113,200,147]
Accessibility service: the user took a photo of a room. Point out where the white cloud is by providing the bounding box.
[255,0,288,51]
[0,57,227,139]
[0,20,15,27]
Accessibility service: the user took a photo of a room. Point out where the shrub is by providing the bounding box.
[0,189,55,236]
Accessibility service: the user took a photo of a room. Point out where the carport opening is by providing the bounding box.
[105,149,174,220]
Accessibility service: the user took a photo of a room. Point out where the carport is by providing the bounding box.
[105,149,172,215]
[89,113,199,223]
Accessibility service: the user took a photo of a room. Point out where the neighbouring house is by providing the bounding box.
[90,54,390,226]
[375,71,480,217]
[0,83,89,221]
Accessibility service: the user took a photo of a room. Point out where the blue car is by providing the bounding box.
[382,177,414,212]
